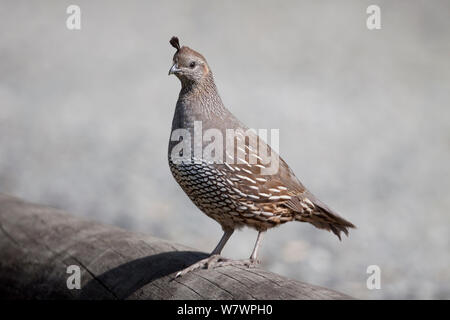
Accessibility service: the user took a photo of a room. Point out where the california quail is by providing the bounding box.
[167,36,355,276]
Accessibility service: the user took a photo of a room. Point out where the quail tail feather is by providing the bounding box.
[296,207,355,240]
[288,193,356,240]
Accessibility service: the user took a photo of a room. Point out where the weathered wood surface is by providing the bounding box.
[0,193,352,300]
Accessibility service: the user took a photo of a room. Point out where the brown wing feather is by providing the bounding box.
[216,129,355,238]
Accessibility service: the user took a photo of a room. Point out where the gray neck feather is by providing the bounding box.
[175,72,228,125]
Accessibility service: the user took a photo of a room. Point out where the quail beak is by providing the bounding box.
[168,63,181,75]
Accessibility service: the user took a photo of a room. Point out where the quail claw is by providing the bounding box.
[175,254,228,278]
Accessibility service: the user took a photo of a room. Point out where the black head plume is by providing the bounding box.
[170,36,180,51]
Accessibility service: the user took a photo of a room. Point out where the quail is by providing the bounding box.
[167,36,355,277]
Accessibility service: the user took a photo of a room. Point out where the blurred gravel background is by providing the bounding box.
[1,0,449,299]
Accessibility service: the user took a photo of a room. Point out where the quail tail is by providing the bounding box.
[289,194,356,240]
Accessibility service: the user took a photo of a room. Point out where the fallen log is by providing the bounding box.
[0,193,352,299]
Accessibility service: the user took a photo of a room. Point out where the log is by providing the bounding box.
[0,193,352,300]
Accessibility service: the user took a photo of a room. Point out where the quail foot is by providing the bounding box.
[167,36,355,277]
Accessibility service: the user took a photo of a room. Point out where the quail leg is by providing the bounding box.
[211,231,264,268]
[175,231,264,277]
[175,230,234,278]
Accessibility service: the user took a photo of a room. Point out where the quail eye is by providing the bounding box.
[189,61,196,68]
